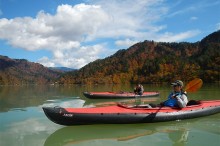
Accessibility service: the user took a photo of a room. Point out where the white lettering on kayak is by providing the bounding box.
[63,113,73,117]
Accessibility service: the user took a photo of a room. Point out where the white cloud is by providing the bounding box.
[0,4,110,68]
[38,56,55,67]
[216,23,220,30]
[155,30,201,42]
[12,4,107,47]
[90,0,168,39]
[190,16,198,21]
[0,1,203,68]
[115,38,138,48]
[38,44,109,69]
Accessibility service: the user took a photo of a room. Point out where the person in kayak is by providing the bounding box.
[162,80,188,108]
[134,83,144,95]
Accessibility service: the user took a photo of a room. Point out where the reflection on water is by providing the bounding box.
[44,115,220,146]
[43,122,173,146]
[44,124,153,145]
[0,84,220,146]
[169,130,189,146]
[0,85,86,112]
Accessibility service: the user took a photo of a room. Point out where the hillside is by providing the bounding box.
[59,30,220,84]
[49,67,76,72]
[0,56,62,85]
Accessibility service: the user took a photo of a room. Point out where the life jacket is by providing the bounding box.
[164,92,186,107]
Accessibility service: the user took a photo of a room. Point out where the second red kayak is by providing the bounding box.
[83,91,160,99]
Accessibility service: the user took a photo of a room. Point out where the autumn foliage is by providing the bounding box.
[59,30,220,84]
[0,56,61,85]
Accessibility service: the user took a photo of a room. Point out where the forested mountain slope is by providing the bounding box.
[59,30,220,84]
[0,56,62,85]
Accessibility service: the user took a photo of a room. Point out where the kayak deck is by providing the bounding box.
[64,100,220,113]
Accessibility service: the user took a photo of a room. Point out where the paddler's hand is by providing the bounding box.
[172,93,180,98]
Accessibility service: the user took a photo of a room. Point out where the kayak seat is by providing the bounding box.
[187,100,200,106]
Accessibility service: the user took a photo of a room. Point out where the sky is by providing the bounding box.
[0,0,220,69]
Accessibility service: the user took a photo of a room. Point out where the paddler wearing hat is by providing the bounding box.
[162,80,188,108]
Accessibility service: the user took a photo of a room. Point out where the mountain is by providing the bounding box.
[58,30,220,84]
[0,56,62,85]
[49,67,76,72]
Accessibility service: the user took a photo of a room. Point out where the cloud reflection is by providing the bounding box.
[42,98,85,108]
[0,117,60,146]
[0,97,85,146]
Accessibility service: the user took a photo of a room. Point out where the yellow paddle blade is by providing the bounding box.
[185,78,203,93]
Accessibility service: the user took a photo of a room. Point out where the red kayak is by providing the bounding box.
[43,100,220,125]
[83,91,160,99]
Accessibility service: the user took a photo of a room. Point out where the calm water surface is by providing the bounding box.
[0,84,220,146]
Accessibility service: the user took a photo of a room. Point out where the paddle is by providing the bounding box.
[184,78,203,93]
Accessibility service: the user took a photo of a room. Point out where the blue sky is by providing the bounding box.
[0,0,220,69]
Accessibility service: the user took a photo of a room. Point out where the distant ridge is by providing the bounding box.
[49,67,76,72]
[0,56,62,85]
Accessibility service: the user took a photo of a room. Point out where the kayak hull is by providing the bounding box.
[43,100,220,126]
[83,91,160,99]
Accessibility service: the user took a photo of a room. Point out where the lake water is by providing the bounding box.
[0,84,220,146]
